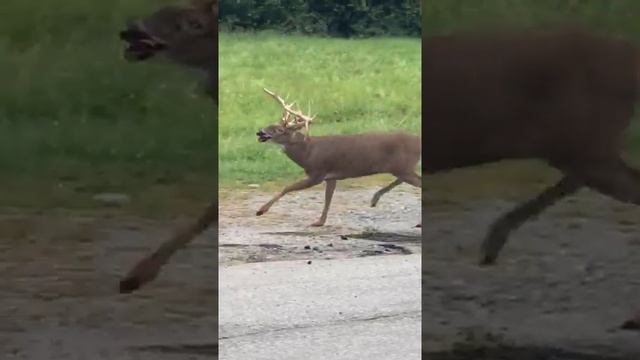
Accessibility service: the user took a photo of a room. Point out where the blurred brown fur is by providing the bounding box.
[423,26,640,264]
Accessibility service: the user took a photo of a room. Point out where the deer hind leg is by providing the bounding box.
[371,178,403,207]
[575,156,640,206]
[480,175,582,265]
[395,172,422,227]
[257,176,323,216]
[311,180,337,227]
[575,157,640,331]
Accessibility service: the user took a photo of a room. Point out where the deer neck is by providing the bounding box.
[283,134,312,168]
[166,35,217,74]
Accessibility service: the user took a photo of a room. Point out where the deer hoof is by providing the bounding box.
[621,319,640,330]
[415,223,421,228]
[310,222,325,227]
[479,253,498,266]
[256,209,266,216]
[119,277,141,294]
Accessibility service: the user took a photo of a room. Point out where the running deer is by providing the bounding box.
[424,26,640,265]
[256,88,421,227]
[119,0,218,103]
[424,26,640,328]
[117,0,217,294]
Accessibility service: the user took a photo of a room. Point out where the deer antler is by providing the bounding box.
[263,88,315,132]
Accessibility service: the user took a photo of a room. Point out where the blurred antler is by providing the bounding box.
[263,88,315,133]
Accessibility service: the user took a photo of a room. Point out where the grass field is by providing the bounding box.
[0,0,215,213]
[218,32,421,187]
[5,0,640,210]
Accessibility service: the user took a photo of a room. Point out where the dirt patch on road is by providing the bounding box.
[422,174,640,358]
[219,186,422,266]
[0,210,216,360]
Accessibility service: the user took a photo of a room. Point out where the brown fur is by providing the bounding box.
[118,0,218,294]
[120,0,218,101]
[256,120,422,227]
[423,26,640,264]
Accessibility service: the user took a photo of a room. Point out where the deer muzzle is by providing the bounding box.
[257,129,271,142]
[119,22,167,62]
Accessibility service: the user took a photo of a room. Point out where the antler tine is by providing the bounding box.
[263,88,287,108]
[263,87,315,129]
[264,88,293,125]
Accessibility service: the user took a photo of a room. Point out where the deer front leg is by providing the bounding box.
[256,176,323,216]
[311,180,337,227]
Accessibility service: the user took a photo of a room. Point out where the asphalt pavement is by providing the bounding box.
[219,254,421,360]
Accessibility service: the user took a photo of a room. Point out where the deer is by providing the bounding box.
[255,88,422,227]
[423,25,640,328]
[117,0,217,294]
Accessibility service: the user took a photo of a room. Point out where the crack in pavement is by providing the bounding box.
[219,309,421,341]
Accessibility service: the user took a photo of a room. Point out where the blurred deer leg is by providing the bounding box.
[480,176,581,265]
[256,176,323,216]
[397,172,422,227]
[311,180,337,227]
[119,199,217,293]
[371,178,403,207]
[570,158,640,330]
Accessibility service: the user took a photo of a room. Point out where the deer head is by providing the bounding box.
[119,0,217,73]
[256,88,316,145]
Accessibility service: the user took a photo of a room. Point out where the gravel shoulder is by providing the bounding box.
[219,185,422,266]
[422,189,640,359]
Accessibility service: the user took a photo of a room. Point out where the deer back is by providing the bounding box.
[423,26,640,173]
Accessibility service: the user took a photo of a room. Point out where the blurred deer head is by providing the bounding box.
[256,88,316,145]
[119,0,217,73]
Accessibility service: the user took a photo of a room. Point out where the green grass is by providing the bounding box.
[218,32,421,187]
[0,0,215,213]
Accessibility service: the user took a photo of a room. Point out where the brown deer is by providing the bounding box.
[256,89,421,227]
[117,0,217,294]
[424,25,640,265]
[423,26,640,328]
[120,0,218,103]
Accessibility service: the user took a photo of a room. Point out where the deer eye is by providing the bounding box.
[276,128,284,134]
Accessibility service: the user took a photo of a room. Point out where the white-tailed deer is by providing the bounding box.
[424,26,640,329]
[424,26,640,265]
[120,0,217,101]
[118,0,217,294]
[256,88,421,227]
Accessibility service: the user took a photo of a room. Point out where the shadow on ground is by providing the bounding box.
[346,231,422,243]
[424,346,634,360]
[132,343,218,356]
[424,330,635,360]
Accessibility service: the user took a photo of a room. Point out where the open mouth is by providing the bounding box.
[256,131,271,142]
[119,28,167,61]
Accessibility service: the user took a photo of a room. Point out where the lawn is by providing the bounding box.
[0,0,215,214]
[218,32,421,187]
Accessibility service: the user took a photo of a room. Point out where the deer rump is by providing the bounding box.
[298,132,421,179]
[423,26,640,173]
